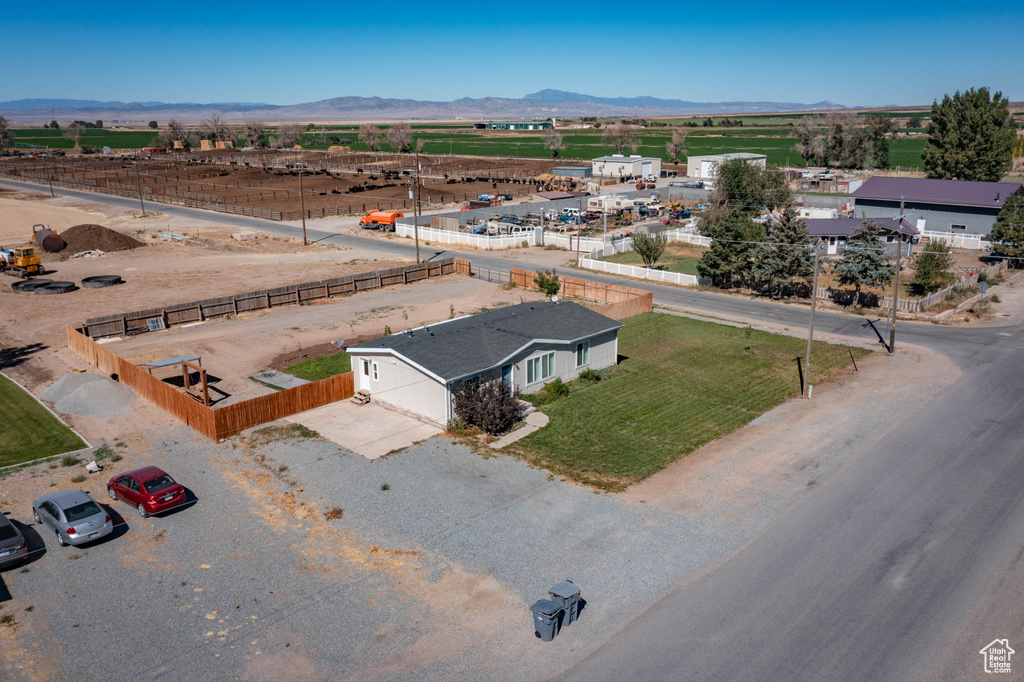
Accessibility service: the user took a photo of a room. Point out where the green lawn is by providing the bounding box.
[284,351,351,382]
[600,244,704,275]
[511,313,869,491]
[0,373,86,468]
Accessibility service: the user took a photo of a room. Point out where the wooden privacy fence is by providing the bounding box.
[508,268,652,320]
[80,258,457,338]
[66,326,356,440]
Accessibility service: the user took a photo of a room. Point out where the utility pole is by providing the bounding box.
[45,156,54,197]
[298,166,308,246]
[414,148,421,263]
[888,197,905,353]
[134,158,146,215]
[803,239,822,398]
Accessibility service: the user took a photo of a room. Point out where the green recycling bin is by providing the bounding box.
[530,598,563,642]
[549,580,581,625]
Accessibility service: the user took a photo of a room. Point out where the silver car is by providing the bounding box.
[32,490,113,547]
[0,513,29,567]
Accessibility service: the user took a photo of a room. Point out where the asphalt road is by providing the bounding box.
[6,178,1021,679]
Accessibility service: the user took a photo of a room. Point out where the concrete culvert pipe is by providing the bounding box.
[34,228,67,253]
[34,281,77,295]
[11,279,53,292]
[81,275,123,288]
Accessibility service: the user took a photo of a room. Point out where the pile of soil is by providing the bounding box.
[60,224,144,253]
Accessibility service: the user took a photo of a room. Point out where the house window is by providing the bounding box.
[372,361,379,381]
[951,224,966,231]
[576,340,590,367]
[886,234,895,242]
[362,359,370,376]
[527,352,555,384]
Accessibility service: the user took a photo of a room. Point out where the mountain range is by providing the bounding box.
[0,90,849,122]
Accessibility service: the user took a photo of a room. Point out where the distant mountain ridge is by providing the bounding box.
[0,92,850,122]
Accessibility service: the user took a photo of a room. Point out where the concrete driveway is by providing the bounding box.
[286,400,441,459]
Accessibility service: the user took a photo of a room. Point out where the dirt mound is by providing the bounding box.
[60,224,143,253]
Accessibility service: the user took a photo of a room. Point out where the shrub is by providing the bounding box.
[60,455,78,467]
[543,378,571,399]
[92,445,112,461]
[452,377,525,436]
[990,294,1001,303]
[534,269,560,297]
[578,369,601,384]
[70,475,87,483]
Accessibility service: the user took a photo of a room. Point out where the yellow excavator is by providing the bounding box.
[0,246,42,278]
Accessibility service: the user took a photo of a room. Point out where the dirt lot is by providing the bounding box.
[0,150,575,220]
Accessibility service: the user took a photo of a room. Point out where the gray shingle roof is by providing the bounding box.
[852,177,1023,209]
[348,302,622,382]
[804,217,918,237]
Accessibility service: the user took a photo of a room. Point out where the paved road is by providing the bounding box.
[7,177,1020,679]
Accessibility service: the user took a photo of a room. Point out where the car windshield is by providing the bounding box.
[63,501,101,522]
[0,524,17,542]
[143,475,175,493]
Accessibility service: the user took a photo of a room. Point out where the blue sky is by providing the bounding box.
[2,1,1021,107]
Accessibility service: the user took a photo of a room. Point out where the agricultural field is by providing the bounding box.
[10,128,160,150]
[511,312,868,491]
[0,373,86,468]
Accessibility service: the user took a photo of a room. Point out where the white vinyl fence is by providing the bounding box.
[578,227,709,286]
[919,230,990,251]
[395,222,532,250]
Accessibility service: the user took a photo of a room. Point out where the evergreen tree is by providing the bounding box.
[910,238,954,294]
[697,210,765,287]
[749,205,815,297]
[990,189,1024,265]
[923,87,1016,181]
[832,222,894,307]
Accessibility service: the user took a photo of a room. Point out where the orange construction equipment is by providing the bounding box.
[359,210,404,232]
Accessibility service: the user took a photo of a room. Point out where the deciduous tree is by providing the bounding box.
[543,128,565,158]
[697,210,765,287]
[385,122,413,153]
[148,120,158,129]
[202,114,233,142]
[632,232,667,268]
[665,127,687,163]
[990,188,1024,265]
[63,122,85,151]
[602,123,639,155]
[709,157,790,219]
[534,269,560,296]
[923,87,1016,181]
[274,123,302,149]
[358,124,383,152]
[910,238,954,294]
[241,120,266,148]
[0,117,12,152]
[832,222,894,307]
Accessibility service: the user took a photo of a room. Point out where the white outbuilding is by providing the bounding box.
[686,153,767,179]
[592,155,662,180]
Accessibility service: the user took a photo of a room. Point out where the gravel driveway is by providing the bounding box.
[0,344,945,681]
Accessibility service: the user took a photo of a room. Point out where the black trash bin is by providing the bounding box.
[530,598,563,642]
[549,580,581,625]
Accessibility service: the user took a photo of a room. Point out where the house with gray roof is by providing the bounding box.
[803,217,918,256]
[852,177,1023,237]
[347,302,623,425]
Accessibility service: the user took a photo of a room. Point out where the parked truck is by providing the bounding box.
[359,210,404,231]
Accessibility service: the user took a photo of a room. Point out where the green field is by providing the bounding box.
[0,373,86,468]
[511,313,869,491]
[11,128,160,150]
[600,244,704,275]
[284,351,351,382]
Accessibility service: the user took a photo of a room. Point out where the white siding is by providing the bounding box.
[349,353,448,424]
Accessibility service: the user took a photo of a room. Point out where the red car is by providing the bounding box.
[106,466,186,517]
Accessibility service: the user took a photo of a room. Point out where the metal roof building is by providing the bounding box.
[851,177,1023,237]
[686,153,767,179]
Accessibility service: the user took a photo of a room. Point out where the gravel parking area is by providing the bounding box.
[0,345,950,680]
